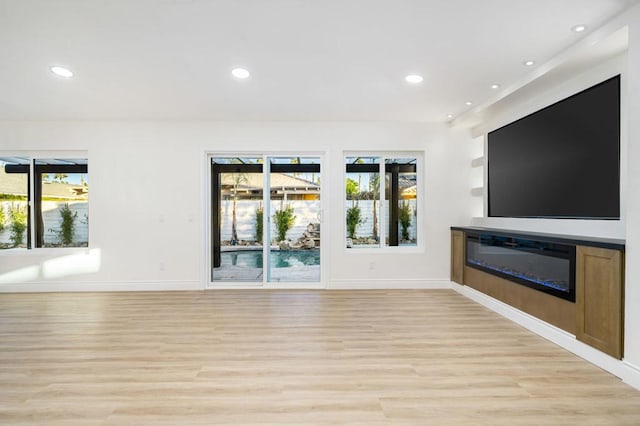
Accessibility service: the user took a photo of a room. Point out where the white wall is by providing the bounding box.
[623,5,640,385]
[0,121,474,291]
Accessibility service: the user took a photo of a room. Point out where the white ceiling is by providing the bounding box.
[0,0,638,122]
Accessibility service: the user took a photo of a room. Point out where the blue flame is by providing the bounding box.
[468,259,569,293]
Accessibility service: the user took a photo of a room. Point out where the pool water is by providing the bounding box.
[221,250,320,268]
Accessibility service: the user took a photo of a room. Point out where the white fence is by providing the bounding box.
[345,199,417,240]
[0,201,88,247]
[219,199,417,243]
[220,200,320,243]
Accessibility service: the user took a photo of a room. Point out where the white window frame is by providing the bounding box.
[205,151,326,288]
[0,150,89,254]
[343,151,423,253]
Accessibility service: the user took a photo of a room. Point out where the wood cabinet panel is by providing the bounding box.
[576,245,623,359]
[451,230,464,284]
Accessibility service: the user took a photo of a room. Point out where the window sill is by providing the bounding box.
[344,245,424,255]
[0,247,92,256]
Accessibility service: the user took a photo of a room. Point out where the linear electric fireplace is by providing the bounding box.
[465,232,576,302]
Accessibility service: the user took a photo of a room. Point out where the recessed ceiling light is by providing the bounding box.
[491,84,500,89]
[405,74,424,84]
[572,24,587,33]
[465,101,473,106]
[446,114,454,119]
[231,68,250,79]
[523,60,535,67]
[50,66,73,78]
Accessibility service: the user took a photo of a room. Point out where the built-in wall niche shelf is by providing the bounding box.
[471,187,484,196]
[471,156,484,168]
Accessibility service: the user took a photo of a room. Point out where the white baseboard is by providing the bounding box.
[622,360,640,390]
[206,279,451,290]
[0,280,203,292]
[328,278,451,289]
[0,278,452,292]
[452,282,640,391]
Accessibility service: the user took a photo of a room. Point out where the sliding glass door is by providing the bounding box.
[211,155,321,284]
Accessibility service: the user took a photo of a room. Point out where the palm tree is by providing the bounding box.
[53,173,68,183]
[230,172,248,244]
[355,158,364,201]
[346,178,359,207]
[290,157,300,178]
[370,174,380,240]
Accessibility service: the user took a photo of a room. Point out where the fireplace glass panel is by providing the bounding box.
[466,233,575,301]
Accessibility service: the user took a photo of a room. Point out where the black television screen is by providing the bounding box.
[487,75,620,219]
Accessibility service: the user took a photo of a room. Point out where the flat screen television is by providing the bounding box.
[487,75,620,219]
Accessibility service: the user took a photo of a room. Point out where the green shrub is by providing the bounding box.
[0,205,5,232]
[273,205,296,242]
[399,201,412,241]
[255,205,263,243]
[346,205,364,239]
[0,194,27,201]
[57,203,77,245]
[8,204,27,247]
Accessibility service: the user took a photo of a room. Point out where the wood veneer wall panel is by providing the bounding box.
[464,265,576,333]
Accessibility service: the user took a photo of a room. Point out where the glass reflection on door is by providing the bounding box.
[212,157,264,282]
[267,157,320,282]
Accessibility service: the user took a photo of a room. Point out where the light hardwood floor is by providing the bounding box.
[1,289,639,425]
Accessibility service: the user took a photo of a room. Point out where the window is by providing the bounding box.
[0,157,89,250]
[345,154,418,249]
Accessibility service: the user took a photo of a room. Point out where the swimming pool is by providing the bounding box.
[220,250,320,268]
